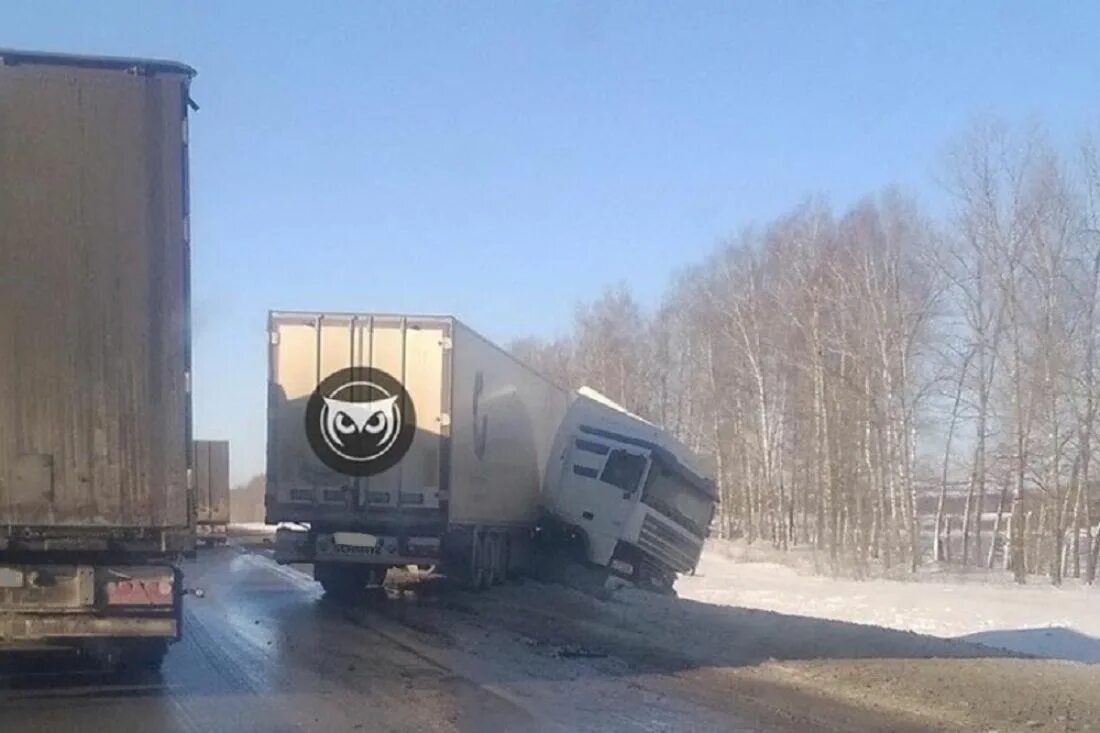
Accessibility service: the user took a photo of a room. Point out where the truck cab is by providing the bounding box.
[542,388,717,591]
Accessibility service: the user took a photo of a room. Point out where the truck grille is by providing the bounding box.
[636,514,702,573]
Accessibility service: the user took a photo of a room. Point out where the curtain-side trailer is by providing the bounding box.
[0,49,195,667]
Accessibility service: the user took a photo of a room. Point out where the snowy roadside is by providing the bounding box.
[224,526,1100,661]
[225,538,1100,730]
[677,539,1100,663]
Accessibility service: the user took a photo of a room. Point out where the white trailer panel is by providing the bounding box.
[266,313,450,526]
[448,321,570,526]
[265,313,569,571]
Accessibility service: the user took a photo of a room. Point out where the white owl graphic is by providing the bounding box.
[319,388,402,462]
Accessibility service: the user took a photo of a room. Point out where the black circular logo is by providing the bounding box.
[304,367,417,476]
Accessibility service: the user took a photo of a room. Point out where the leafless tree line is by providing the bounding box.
[513,122,1100,584]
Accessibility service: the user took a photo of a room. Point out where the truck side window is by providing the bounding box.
[599,450,647,493]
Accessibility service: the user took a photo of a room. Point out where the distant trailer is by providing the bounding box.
[193,441,230,545]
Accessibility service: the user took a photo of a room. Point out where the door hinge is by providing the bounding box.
[184,371,192,394]
[439,413,451,428]
[439,336,453,350]
[269,331,280,346]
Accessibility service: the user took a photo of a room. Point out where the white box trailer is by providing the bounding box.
[266,312,570,593]
[193,440,230,544]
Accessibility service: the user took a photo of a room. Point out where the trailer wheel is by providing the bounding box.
[491,534,510,585]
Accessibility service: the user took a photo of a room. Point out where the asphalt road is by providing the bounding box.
[3,542,1097,733]
[0,546,558,733]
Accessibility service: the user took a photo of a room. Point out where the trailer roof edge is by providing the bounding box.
[0,48,195,77]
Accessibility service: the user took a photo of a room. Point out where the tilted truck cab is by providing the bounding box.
[541,388,718,592]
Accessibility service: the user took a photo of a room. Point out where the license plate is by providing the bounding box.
[317,533,398,560]
[0,567,24,588]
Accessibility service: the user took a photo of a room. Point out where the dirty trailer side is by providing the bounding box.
[0,49,195,666]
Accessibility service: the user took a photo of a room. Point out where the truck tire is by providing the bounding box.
[491,534,510,585]
[635,558,677,597]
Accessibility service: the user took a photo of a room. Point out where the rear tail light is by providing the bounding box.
[102,573,175,606]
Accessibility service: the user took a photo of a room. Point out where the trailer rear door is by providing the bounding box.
[193,440,229,525]
[266,313,449,524]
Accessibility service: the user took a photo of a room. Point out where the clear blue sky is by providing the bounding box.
[5,2,1098,484]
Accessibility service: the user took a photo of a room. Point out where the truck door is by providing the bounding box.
[558,435,651,565]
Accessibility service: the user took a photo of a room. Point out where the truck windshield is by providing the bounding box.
[641,462,713,535]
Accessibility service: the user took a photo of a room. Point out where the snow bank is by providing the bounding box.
[676,540,1100,663]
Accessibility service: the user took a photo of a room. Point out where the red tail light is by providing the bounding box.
[104,575,174,606]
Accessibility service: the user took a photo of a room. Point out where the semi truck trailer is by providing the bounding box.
[193,441,230,545]
[267,311,716,596]
[0,49,196,667]
[267,313,570,594]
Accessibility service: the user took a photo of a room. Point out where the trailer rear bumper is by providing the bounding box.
[274,527,440,566]
[0,563,182,645]
[0,613,177,644]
